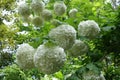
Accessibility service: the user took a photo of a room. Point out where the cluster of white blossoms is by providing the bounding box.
[78,20,100,39]
[69,8,78,18]
[32,16,44,27]
[18,3,30,17]
[31,0,45,15]
[42,9,53,21]
[54,1,67,16]
[68,40,88,57]
[49,24,76,50]
[34,43,66,74]
[16,43,35,70]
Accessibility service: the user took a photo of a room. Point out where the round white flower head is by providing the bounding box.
[51,19,62,27]
[69,8,78,18]
[68,40,88,57]
[31,0,45,15]
[42,9,53,21]
[34,43,66,74]
[32,16,44,27]
[18,3,30,17]
[54,1,67,16]
[78,20,100,39]
[16,43,35,70]
[49,24,76,50]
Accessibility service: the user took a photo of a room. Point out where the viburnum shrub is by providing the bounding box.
[54,1,67,16]
[69,8,78,18]
[78,20,100,39]
[49,24,76,50]
[16,43,35,70]
[68,40,88,57]
[34,42,66,74]
[16,0,103,78]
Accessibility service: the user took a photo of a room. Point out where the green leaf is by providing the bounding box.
[54,71,63,79]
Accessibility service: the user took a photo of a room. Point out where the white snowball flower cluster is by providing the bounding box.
[78,20,100,39]
[68,40,88,57]
[49,24,76,50]
[34,43,66,74]
[18,3,30,17]
[54,1,67,16]
[32,16,44,27]
[16,43,35,70]
[31,0,45,15]
[42,9,53,21]
[69,8,78,18]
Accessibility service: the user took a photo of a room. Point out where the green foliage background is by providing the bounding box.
[0,0,120,80]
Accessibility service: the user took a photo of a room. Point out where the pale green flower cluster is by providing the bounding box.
[18,3,30,17]
[69,8,78,18]
[68,40,88,57]
[31,1,45,15]
[54,1,67,16]
[32,16,44,27]
[42,9,53,21]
